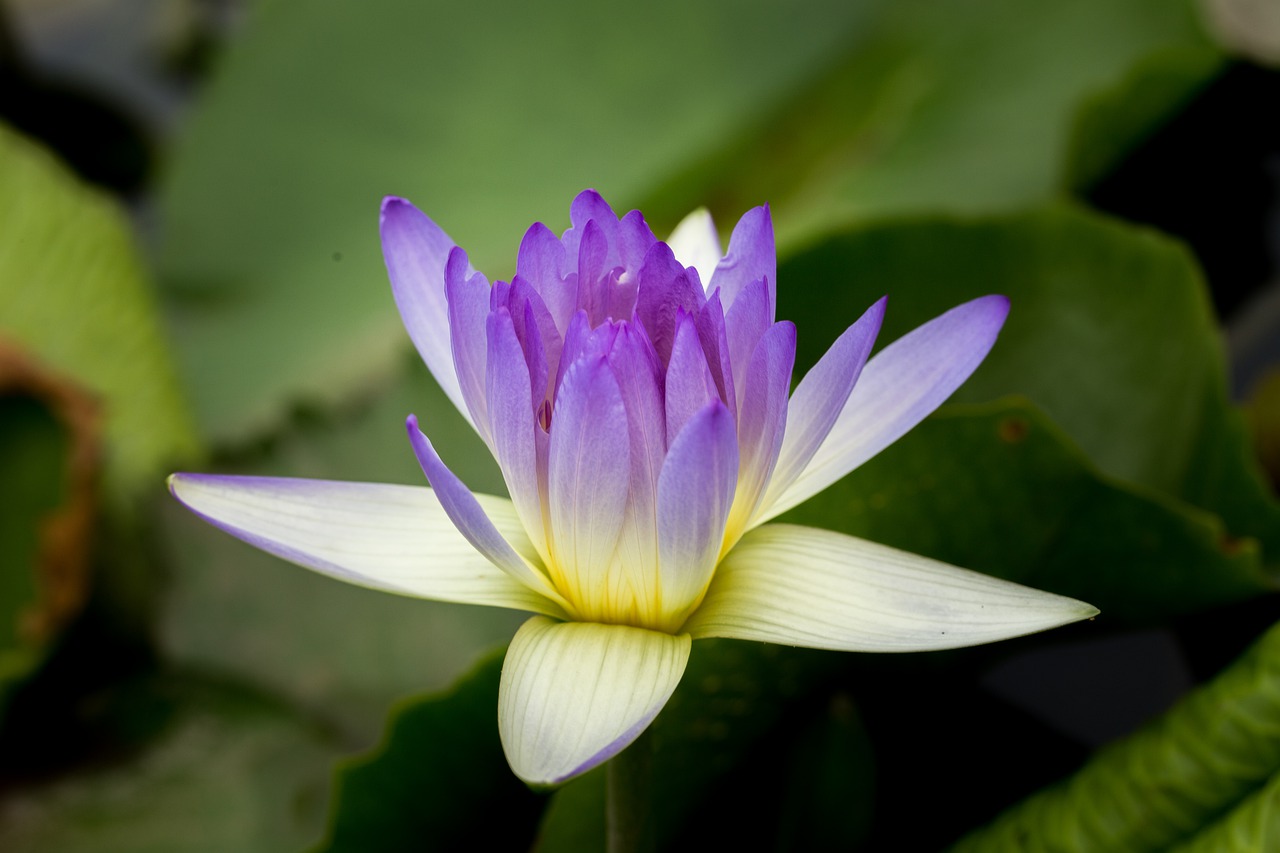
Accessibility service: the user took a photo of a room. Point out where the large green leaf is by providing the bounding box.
[950,618,1280,851]
[0,675,341,853]
[320,650,544,852]
[154,0,1216,444]
[643,0,1215,240]
[778,205,1280,566]
[785,400,1271,623]
[154,0,872,442]
[0,123,196,501]
[156,356,518,740]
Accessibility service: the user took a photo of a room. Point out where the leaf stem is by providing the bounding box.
[606,728,654,853]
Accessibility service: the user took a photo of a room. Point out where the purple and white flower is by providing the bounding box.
[170,190,1096,786]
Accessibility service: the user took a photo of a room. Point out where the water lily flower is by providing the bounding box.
[169,190,1096,787]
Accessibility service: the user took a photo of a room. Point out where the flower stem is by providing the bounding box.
[606,728,654,853]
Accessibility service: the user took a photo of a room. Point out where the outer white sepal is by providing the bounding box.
[499,616,691,786]
[684,524,1097,651]
[665,207,721,290]
[168,474,563,617]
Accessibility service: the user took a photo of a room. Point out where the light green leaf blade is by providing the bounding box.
[0,123,197,500]
[154,0,873,442]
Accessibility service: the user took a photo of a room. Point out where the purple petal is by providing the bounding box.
[664,310,720,445]
[636,241,706,364]
[575,219,612,327]
[381,197,473,429]
[657,401,738,625]
[547,355,631,606]
[509,279,561,405]
[405,415,563,604]
[762,295,1011,521]
[763,296,886,514]
[708,204,774,316]
[516,221,575,335]
[724,276,771,412]
[695,290,736,419]
[486,310,549,563]
[727,321,795,540]
[445,247,492,445]
[606,323,667,614]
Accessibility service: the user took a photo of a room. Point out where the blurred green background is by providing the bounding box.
[2,0,1279,849]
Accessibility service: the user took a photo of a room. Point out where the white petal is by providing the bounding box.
[684,524,1097,651]
[760,295,1010,522]
[665,207,721,290]
[499,616,691,786]
[168,474,564,617]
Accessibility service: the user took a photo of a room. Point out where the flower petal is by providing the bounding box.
[167,473,562,616]
[499,615,691,786]
[684,524,1097,650]
[665,207,721,291]
[758,297,885,522]
[486,310,549,565]
[445,247,493,445]
[762,295,1010,521]
[547,355,631,609]
[664,310,719,445]
[380,197,474,430]
[657,401,738,626]
[726,320,795,541]
[708,204,774,315]
[406,415,567,608]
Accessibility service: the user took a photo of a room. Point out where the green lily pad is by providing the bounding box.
[643,0,1217,241]
[950,617,1280,851]
[320,650,544,852]
[778,205,1280,567]
[0,122,197,502]
[153,0,872,443]
[0,675,340,853]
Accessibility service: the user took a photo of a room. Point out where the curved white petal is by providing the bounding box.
[499,616,691,786]
[167,473,563,617]
[684,524,1097,651]
[761,295,1010,522]
[380,197,476,431]
[665,207,721,289]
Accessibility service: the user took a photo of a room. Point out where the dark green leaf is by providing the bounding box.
[949,618,1280,851]
[321,649,544,852]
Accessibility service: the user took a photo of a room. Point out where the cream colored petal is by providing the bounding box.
[665,207,721,290]
[499,616,691,786]
[685,524,1096,651]
[168,474,564,617]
